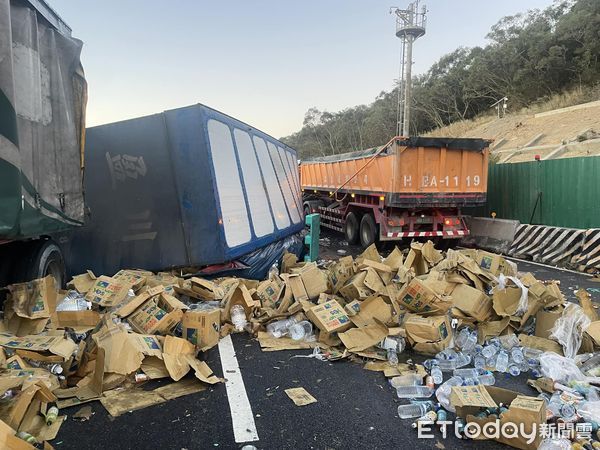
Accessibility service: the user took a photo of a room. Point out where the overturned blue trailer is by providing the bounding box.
[64,104,305,279]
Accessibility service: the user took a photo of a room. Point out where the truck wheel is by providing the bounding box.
[344,212,360,244]
[28,241,66,288]
[360,213,378,248]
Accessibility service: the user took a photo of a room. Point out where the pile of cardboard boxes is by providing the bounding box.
[0,241,596,448]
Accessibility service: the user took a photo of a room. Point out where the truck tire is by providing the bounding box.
[360,213,378,248]
[344,212,360,244]
[27,241,66,288]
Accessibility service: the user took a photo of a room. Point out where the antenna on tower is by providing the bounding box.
[390,1,427,137]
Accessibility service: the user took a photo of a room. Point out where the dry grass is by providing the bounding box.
[425,84,600,138]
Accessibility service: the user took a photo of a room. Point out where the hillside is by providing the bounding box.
[283,0,600,160]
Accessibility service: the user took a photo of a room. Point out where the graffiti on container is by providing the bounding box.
[105,152,147,189]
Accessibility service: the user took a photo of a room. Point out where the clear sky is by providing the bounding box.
[51,0,555,138]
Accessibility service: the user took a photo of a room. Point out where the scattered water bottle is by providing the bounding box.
[453,368,484,378]
[498,334,519,349]
[508,364,521,376]
[474,355,486,370]
[495,350,509,373]
[389,374,423,388]
[481,343,498,359]
[537,438,572,450]
[57,291,91,311]
[462,331,478,353]
[476,372,495,385]
[268,263,280,280]
[455,328,470,348]
[396,385,434,399]
[435,376,463,412]
[230,305,247,331]
[288,320,313,341]
[510,347,524,364]
[430,365,443,385]
[397,401,434,419]
[436,352,471,371]
[266,317,297,338]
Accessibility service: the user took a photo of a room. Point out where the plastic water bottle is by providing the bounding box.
[498,334,519,349]
[397,401,434,419]
[474,355,486,370]
[510,347,524,364]
[462,331,478,353]
[436,352,471,371]
[396,385,434,399]
[453,368,484,378]
[495,350,509,373]
[481,343,498,359]
[455,328,470,348]
[57,291,91,311]
[268,263,280,280]
[476,372,495,385]
[266,317,297,338]
[508,364,521,376]
[389,374,423,388]
[430,365,443,385]
[288,321,313,341]
[435,376,463,412]
[537,438,572,450]
[230,305,247,331]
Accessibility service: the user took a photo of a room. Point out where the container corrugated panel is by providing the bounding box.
[484,156,600,228]
[0,0,86,239]
[66,104,304,275]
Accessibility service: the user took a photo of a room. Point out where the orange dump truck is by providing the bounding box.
[300,136,491,247]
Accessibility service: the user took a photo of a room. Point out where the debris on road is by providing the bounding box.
[284,387,317,406]
[0,241,599,449]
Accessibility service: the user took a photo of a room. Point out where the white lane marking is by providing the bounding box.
[218,335,259,443]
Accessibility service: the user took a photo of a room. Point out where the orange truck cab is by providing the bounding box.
[300,136,490,248]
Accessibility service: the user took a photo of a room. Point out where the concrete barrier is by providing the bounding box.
[462,217,520,254]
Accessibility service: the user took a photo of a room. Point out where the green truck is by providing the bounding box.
[0,0,86,287]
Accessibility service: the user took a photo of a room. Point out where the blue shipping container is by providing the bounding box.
[66,104,305,276]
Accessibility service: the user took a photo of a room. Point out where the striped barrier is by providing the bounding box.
[503,224,600,272]
[575,229,600,272]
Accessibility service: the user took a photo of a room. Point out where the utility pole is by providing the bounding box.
[390,2,427,137]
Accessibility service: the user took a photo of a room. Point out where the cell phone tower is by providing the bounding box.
[390,1,427,136]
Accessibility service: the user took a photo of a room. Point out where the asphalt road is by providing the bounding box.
[52,232,599,450]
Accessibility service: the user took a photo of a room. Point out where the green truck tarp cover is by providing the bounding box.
[0,0,86,239]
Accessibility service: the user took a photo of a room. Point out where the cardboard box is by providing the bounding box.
[518,334,563,355]
[255,279,284,309]
[396,278,452,316]
[328,256,355,294]
[113,285,165,318]
[306,300,352,333]
[339,271,372,301]
[349,296,393,328]
[68,270,97,294]
[535,307,563,339]
[344,300,361,317]
[451,283,493,322]
[128,293,187,335]
[182,308,221,350]
[286,274,309,303]
[299,264,329,301]
[8,276,54,320]
[404,314,450,344]
[190,277,224,300]
[338,322,387,352]
[85,276,131,307]
[492,286,523,317]
[113,269,151,291]
[451,385,546,450]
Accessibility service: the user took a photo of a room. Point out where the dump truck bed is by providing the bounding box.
[301,137,490,207]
